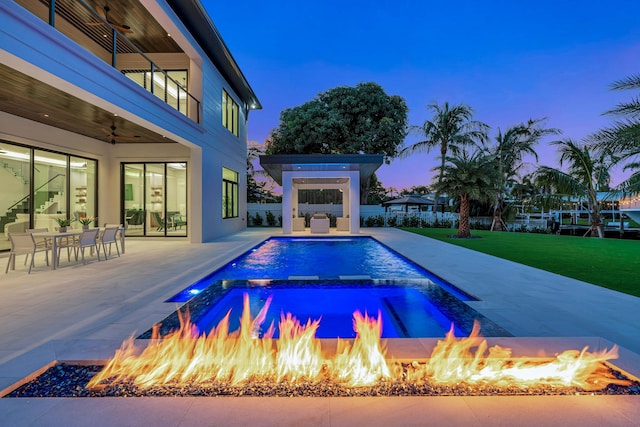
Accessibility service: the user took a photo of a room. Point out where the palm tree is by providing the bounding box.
[489,119,560,231]
[400,102,489,213]
[535,139,612,238]
[592,74,640,196]
[432,149,499,238]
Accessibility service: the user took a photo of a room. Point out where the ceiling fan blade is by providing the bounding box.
[87,6,133,33]
[112,24,133,34]
[94,6,107,20]
[113,135,141,141]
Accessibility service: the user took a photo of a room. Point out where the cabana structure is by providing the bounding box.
[260,154,383,234]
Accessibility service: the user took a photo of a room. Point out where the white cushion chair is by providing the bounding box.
[5,232,50,274]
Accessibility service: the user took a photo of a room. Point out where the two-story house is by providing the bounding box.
[0,0,260,250]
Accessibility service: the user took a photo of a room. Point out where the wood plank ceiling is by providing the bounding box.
[0,63,172,145]
[2,0,183,145]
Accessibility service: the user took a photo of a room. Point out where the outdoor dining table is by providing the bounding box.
[31,227,125,270]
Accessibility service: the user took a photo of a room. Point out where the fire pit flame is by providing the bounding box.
[88,294,629,391]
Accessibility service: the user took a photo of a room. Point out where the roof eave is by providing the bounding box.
[167,0,262,110]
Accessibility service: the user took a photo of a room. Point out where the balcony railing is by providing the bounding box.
[20,0,201,123]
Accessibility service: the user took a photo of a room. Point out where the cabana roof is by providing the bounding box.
[260,154,383,186]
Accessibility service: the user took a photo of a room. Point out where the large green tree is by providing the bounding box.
[432,149,499,238]
[400,102,489,212]
[489,119,560,231]
[265,82,408,203]
[535,139,612,238]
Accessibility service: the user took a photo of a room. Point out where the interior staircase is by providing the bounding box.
[0,190,61,232]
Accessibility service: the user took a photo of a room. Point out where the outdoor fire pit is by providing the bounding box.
[4,295,640,399]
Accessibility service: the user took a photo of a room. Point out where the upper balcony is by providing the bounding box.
[15,0,201,124]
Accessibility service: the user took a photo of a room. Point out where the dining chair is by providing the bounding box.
[26,228,50,266]
[64,228,101,265]
[100,226,120,259]
[5,232,50,274]
[152,211,164,231]
[103,224,123,254]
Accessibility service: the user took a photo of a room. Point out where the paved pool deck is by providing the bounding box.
[0,228,638,426]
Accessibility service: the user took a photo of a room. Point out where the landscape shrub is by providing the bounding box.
[253,212,264,226]
[265,211,276,226]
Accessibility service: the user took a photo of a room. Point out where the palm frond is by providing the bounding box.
[535,165,585,195]
[609,74,640,91]
[603,97,640,118]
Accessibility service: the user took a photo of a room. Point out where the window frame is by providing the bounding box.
[222,167,239,219]
[222,89,239,137]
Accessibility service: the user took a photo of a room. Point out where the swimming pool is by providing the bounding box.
[195,286,461,338]
[167,236,472,303]
[147,236,507,339]
[145,278,509,339]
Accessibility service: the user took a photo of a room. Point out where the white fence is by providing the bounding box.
[247,203,458,227]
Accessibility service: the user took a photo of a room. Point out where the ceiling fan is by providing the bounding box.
[87,5,133,34]
[102,124,140,144]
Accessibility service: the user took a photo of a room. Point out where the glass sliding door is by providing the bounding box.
[146,164,165,236]
[122,162,187,237]
[33,150,67,231]
[123,164,145,236]
[0,140,98,252]
[166,163,187,236]
[0,142,31,251]
[70,156,97,226]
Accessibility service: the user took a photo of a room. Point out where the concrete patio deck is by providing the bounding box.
[0,228,638,426]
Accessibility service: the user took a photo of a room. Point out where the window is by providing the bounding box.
[222,89,239,136]
[222,167,239,218]
[123,70,188,116]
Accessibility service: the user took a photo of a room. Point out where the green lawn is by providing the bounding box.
[401,228,640,297]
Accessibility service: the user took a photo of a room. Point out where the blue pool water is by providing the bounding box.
[168,237,472,303]
[195,286,463,339]
[148,236,500,340]
[212,237,427,280]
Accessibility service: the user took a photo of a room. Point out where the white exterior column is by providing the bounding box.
[348,171,360,234]
[282,171,293,234]
[341,183,349,218]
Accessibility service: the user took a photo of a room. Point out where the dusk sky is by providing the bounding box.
[204,0,640,190]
